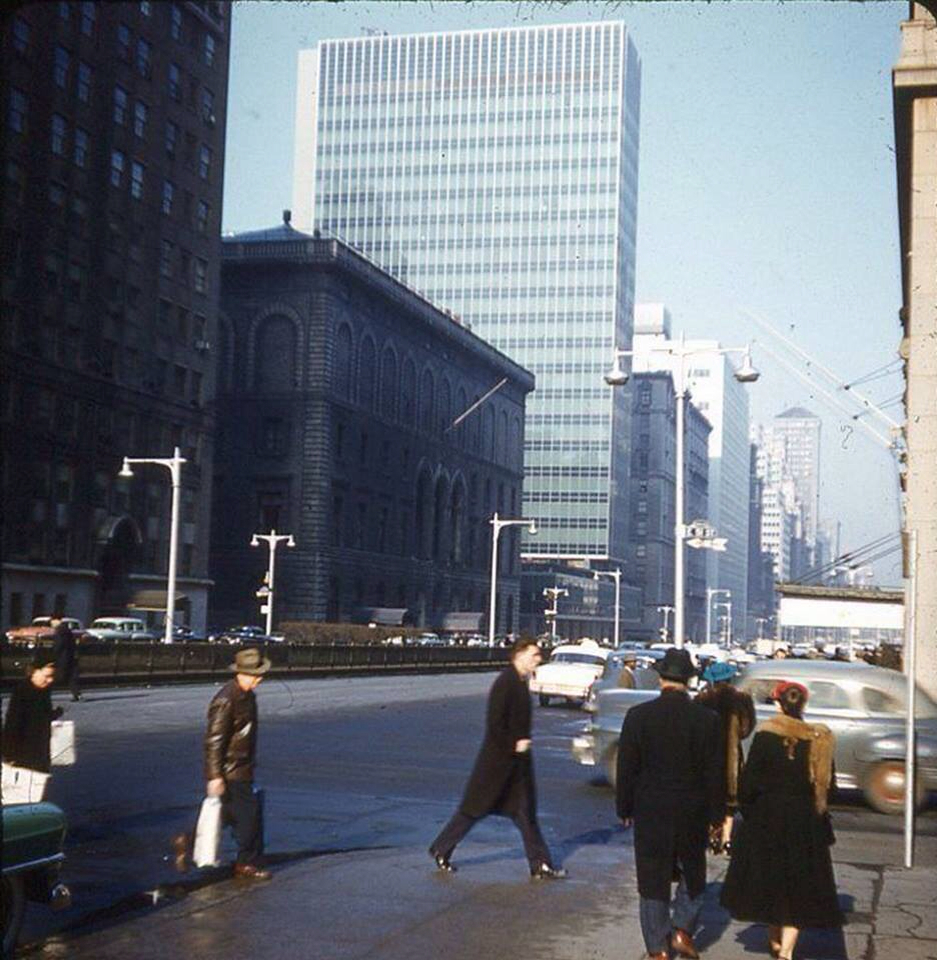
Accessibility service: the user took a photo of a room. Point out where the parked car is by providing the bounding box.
[5,617,85,646]
[84,617,156,642]
[211,625,285,644]
[416,632,446,647]
[572,659,937,814]
[171,625,208,642]
[2,802,72,954]
[528,639,610,707]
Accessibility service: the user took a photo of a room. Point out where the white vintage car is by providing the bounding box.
[529,640,610,707]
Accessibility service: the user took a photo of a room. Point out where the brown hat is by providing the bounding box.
[229,647,271,676]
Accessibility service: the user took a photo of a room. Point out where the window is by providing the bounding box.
[77,62,92,102]
[12,17,29,54]
[136,38,151,77]
[165,120,178,156]
[73,128,89,168]
[67,262,84,302]
[260,418,286,456]
[54,46,70,87]
[80,2,96,36]
[140,1,151,15]
[198,144,211,180]
[59,2,70,21]
[201,88,214,124]
[110,150,125,187]
[8,89,27,134]
[168,63,181,101]
[171,4,182,40]
[196,199,209,233]
[805,681,851,711]
[117,23,132,60]
[160,239,174,277]
[194,258,207,293]
[114,86,128,125]
[133,100,147,138]
[51,114,67,156]
[204,33,215,66]
[862,686,902,715]
[162,179,174,215]
[130,161,144,199]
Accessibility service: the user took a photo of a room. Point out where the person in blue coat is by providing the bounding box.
[429,636,566,879]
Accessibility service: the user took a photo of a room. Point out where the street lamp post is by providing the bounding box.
[118,447,186,645]
[250,529,296,636]
[606,334,759,647]
[593,568,622,647]
[706,588,731,645]
[657,604,674,643]
[542,586,568,643]
[489,512,537,646]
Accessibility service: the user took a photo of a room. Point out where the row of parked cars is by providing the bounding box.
[3,617,288,646]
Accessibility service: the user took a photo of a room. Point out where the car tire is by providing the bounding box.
[2,873,25,956]
[605,746,619,790]
[539,694,550,707]
[863,760,925,815]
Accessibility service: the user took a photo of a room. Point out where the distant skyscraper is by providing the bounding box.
[293,21,642,562]
[770,407,821,547]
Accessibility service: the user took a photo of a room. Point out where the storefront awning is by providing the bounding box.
[127,590,188,611]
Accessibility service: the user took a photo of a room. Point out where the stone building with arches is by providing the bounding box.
[212,216,534,632]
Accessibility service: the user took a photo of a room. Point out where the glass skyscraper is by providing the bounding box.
[293,21,641,561]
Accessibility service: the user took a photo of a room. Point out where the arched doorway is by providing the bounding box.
[96,515,143,615]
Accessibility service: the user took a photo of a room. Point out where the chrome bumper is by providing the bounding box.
[571,734,596,766]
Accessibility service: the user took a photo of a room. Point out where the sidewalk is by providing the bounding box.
[25,820,937,960]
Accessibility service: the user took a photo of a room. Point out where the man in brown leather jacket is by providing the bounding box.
[175,647,271,879]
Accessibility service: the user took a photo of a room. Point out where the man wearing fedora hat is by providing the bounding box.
[173,647,272,879]
[616,648,724,960]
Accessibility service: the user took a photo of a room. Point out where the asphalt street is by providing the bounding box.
[15,673,937,958]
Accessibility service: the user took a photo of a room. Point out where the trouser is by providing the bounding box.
[430,807,552,869]
[59,666,80,700]
[222,781,264,865]
[639,875,704,955]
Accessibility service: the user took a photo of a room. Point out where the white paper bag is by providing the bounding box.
[1,763,50,804]
[193,796,222,867]
[50,720,76,766]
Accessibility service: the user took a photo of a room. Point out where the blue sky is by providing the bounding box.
[222,1,907,583]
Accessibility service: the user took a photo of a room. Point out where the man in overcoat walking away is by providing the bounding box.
[51,616,80,701]
[429,636,566,879]
[616,648,724,959]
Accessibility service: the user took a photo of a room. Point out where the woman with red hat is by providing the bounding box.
[720,680,842,959]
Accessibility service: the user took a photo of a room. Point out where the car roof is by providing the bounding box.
[739,658,906,690]
[551,643,609,658]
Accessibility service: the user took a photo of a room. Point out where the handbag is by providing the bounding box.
[50,720,76,766]
[2,762,50,804]
[193,796,223,867]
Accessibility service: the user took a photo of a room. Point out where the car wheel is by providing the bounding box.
[2,873,25,956]
[863,760,925,815]
[539,694,550,707]
[605,746,619,790]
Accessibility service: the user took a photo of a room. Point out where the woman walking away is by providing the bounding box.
[696,661,756,854]
[720,681,842,960]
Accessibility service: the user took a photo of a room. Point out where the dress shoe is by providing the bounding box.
[530,862,568,880]
[671,928,700,960]
[170,832,190,873]
[647,953,668,960]
[428,847,456,873]
[233,863,272,881]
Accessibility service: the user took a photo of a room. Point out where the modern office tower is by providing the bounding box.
[770,407,821,549]
[633,308,752,641]
[2,2,230,631]
[746,441,777,635]
[293,21,642,564]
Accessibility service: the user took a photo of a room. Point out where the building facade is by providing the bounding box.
[769,406,821,555]
[2,1,230,631]
[746,442,778,636]
[214,220,534,632]
[292,21,641,564]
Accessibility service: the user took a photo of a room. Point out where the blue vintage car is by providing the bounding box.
[1,802,71,954]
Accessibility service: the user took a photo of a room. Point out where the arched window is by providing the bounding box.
[334,324,353,401]
[438,378,452,437]
[450,481,465,565]
[255,315,296,392]
[485,406,495,461]
[432,474,448,561]
[415,468,432,558]
[380,347,398,420]
[359,336,377,410]
[456,387,468,447]
[511,415,522,470]
[468,474,479,568]
[401,357,416,425]
[420,367,435,435]
[499,409,508,464]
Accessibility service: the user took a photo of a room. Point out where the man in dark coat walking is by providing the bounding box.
[617,648,724,960]
[429,636,566,879]
[51,616,80,701]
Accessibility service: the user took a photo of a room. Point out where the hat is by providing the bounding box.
[229,647,271,676]
[654,648,697,683]
[702,661,737,684]
[770,680,808,703]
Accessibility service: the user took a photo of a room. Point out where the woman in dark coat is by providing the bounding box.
[2,653,62,775]
[428,637,565,878]
[720,681,842,960]
[697,661,756,853]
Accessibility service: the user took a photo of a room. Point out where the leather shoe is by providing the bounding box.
[233,863,271,881]
[671,928,700,959]
[170,832,190,873]
[647,953,669,960]
[428,847,457,873]
[530,862,568,880]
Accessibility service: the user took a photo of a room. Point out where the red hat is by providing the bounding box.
[771,680,808,702]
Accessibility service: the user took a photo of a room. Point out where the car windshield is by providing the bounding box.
[551,652,605,666]
[93,621,116,629]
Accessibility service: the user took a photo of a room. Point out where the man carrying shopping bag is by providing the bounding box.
[172,647,272,880]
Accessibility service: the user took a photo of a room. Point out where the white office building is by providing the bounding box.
[292,21,642,562]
